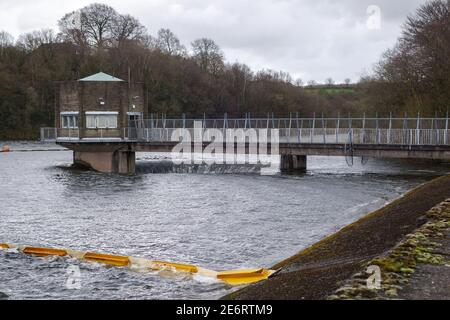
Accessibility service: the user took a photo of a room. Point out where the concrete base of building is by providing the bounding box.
[74,150,135,174]
[280,154,307,172]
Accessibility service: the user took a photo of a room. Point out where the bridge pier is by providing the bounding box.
[74,150,135,174]
[280,154,307,172]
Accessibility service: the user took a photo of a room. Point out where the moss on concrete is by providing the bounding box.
[329,199,450,300]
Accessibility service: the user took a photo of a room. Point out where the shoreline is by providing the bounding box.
[224,174,450,300]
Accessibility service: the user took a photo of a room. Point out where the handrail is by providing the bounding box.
[41,127,450,146]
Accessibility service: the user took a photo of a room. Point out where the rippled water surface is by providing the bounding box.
[0,141,449,299]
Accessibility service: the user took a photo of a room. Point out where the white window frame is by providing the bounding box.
[85,112,119,129]
[61,112,79,129]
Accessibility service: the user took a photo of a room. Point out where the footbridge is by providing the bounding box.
[41,115,450,174]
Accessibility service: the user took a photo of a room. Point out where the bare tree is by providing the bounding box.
[155,28,186,56]
[0,31,13,48]
[58,10,88,48]
[17,29,57,51]
[111,14,146,47]
[59,3,118,48]
[83,3,118,47]
[373,0,450,113]
[344,78,351,86]
[326,78,335,85]
[141,34,157,49]
[191,38,224,75]
[0,31,13,57]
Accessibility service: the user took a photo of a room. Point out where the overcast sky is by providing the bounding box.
[0,0,427,83]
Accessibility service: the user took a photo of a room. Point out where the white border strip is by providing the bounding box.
[60,112,79,115]
[85,111,119,115]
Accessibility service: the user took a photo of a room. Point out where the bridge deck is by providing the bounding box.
[41,117,450,161]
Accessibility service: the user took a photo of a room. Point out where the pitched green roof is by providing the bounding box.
[78,72,125,82]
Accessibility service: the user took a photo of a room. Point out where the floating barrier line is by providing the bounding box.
[22,247,67,257]
[84,252,130,267]
[0,243,275,286]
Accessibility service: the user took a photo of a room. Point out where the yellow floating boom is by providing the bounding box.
[151,261,198,273]
[23,247,67,257]
[0,243,275,286]
[217,268,273,286]
[83,252,130,267]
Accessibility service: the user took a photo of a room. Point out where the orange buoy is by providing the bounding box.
[1,145,10,153]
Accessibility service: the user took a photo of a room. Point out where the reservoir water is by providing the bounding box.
[0,142,448,299]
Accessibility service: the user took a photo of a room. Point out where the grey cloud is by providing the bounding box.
[0,0,429,82]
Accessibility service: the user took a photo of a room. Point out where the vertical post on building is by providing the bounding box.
[288,113,292,144]
[403,112,407,145]
[376,112,380,144]
[348,113,352,129]
[362,113,366,144]
[272,112,275,129]
[336,112,340,144]
[416,112,420,145]
[300,118,304,144]
[296,112,300,143]
[434,112,439,145]
[311,112,316,143]
[163,113,169,140]
[348,113,353,145]
[388,112,392,144]
[445,110,449,145]
[322,113,326,144]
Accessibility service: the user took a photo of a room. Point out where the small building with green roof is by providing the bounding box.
[55,72,146,140]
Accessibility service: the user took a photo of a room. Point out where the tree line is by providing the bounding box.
[0,1,448,139]
[360,0,450,116]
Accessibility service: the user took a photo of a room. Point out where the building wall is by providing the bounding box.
[56,80,146,134]
[56,82,80,128]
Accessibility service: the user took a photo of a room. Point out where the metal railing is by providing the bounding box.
[40,117,450,146]
[120,127,450,146]
[132,115,450,131]
[40,128,57,142]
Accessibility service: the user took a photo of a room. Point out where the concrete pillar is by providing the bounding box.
[74,150,135,174]
[280,154,307,172]
[116,151,136,174]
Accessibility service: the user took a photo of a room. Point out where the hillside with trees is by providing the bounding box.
[0,1,448,139]
[359,0,450,116]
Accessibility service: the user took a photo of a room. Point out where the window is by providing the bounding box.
[85,112,118,129]
[61,113,78,128]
